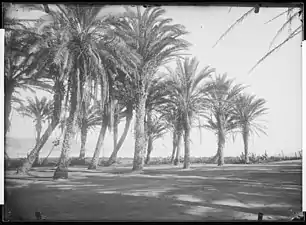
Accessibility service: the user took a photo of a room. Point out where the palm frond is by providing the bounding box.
[264,8,295,25]
[248,25,302,74]
[212,7,255,48]
[269,9,301,50]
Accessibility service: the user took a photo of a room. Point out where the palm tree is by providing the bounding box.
[213,5,303,73]
[162,57,215,169]
[232,94,268,163]
[22,4,138,178]
[109,6,191,171]
[203,74,245,166]
[87,54,139,170]
[16,96,53,165]
[17,64,66,174]
[4,23,53,137]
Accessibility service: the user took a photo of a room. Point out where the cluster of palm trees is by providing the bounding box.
[4,4,268,179]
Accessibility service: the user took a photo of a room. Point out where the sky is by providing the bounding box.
[6,5,302,159]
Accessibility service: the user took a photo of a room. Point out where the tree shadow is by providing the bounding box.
[4,163,301,221]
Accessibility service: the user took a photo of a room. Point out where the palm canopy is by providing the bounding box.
[108,6,191,94]
[29,4,140,118]
[232,93,268,137]
[5,24,53,94]
[161,57,215,129]
[16,96,53,123]
[203,74,246,136]
[148,114,169,141]
[77,102,103,133]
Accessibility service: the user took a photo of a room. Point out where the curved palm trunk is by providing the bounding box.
[210,152,219,164]
[106,111,133,166]
[78,122,87,161]
[183,122,191,169]
[170,132,177,163]
[174,131,182,166]
[145,136,153,165]
[17,120,59,173]
[88,120,108,169]
[242,127,250,164]
[17,81,63,174]
[132,94,147,171]
[53,73,80,180]
[42,144,56,166]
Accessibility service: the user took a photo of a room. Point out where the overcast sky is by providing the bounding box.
[6,5,302,158]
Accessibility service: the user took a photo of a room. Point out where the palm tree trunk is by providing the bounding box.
[132,93,147,171]
[113,113,118,154]
[53,116,76,179]
[183,122,191,169]
[88,119,108,169]
[42,144,56,166]
[106,110,132,166]
[53,72,80,180]
[144,106,153,165]
[33,122,42,166]
[217,129,226,166]
[210,152,219,164]
[170,132,177,163]
[242,127,250,164]
[145,136,153,165]
[17,120,59,173]
[4,79,13,136]
[78,123,87,161]
[174,131,182,166]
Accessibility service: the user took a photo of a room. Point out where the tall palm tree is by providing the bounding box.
[16,96,53,165]
[213,6,303,73]
[5,7,67,174]
[162,57,215,169]
[232,93,268,163]
[203,74,245,166]
[17,63,66,174]
[109,6,191,171]
[23,4,138,178]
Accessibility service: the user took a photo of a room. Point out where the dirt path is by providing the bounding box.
[4,161,302,221]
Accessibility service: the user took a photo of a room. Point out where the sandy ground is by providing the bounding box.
[4,160,302,221]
